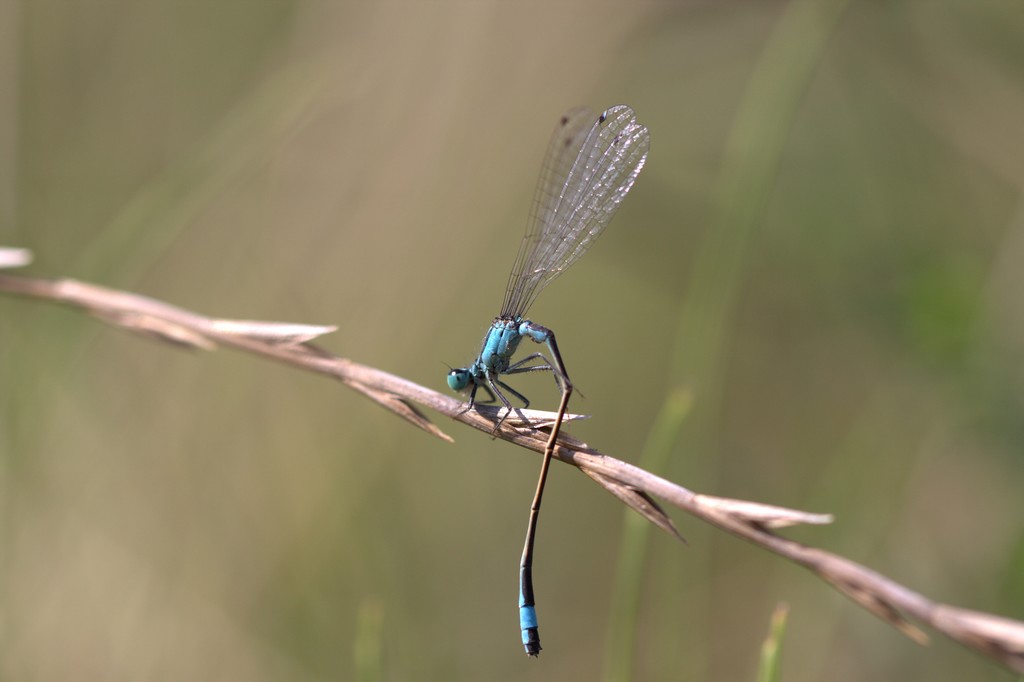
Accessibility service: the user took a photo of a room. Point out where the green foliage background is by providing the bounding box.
[2,1,1022,680]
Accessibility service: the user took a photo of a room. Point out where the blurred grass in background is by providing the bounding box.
[2,0,1023,679]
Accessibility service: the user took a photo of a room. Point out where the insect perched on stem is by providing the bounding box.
[446,104,649,656]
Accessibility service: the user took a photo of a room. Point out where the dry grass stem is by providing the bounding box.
[2,248,1021,674]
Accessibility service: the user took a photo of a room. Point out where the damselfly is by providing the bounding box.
[447,104,649,655]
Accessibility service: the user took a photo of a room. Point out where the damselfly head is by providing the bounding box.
[447,368,471,392]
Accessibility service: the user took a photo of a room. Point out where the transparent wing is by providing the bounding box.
[501,105,649,318]
[500,106,595,315]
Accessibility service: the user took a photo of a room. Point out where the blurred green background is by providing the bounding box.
[2,0,1023,679]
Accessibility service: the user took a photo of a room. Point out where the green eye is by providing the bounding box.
[447,369,470,391]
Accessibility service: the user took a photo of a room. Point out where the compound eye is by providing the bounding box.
[447,369,470,391]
